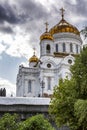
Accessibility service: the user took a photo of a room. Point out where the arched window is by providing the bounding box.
[76,44,78,53]
[46,44,50,53]
[70,43,73,52]
[28,80,31,93]
[56,44,58,52]
[47,77,51,90]
[63,43,66,52]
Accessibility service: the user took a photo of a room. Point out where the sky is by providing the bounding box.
[0,0,87,96]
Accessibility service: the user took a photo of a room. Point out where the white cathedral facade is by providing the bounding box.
[16,9,82,97]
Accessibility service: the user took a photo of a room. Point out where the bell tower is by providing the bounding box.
[40,22,54,57]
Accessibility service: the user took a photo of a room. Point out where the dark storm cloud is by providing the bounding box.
[0,0,87,29]
[0,0,86,39]
[0,1,23,34]
[17,0,49,20]
[0,3,19,24]
[0,26,14,34]
[0,0,51,35]
[14,0,54,47]
[75,0,87,16]
[63,0,87,17]
[0,1,35,25]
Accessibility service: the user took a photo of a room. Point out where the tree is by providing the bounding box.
[18,114,55,130]
[49,47,87,130]
[0,113,54,130]
[0,113,19,130]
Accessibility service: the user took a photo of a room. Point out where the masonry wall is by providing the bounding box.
[0,97,69,130]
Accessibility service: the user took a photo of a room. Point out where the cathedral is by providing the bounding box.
[16,9,82,97]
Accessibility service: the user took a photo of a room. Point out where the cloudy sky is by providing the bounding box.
[0,0,87,96]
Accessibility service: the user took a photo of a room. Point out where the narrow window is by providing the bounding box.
[56,44,58,52]
[70,43,73,52]
[76,45,78,53]
[48,77,51,90]
[63,43,66,52]
[46,44,50,53]
[28,80,31,93]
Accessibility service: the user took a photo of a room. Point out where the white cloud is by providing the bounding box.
[0,26,34,59]
[71,15,87,24]
[0,42,6,54]
[0,77,16,97]
[20,61,29,67]
[6,34,33,59]
[65,0,77,5]
[35,0,64,11]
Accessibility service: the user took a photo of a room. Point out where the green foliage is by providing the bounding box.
[18,114,55,130]
[0,113,19,130]
[71,47,87,99]
[74,99,87,129]
[49,47,87,130]
[0,113,54,130]
[49,78,78,130]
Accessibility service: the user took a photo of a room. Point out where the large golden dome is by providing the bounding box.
[40,22,54,41]
[49,8,80,36]
[49,18,80,36]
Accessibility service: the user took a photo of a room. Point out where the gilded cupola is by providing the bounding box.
[40,22,54,41]
[49,8,80,36]
[29,48,39,63]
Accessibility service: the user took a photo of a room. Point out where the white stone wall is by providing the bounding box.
[40,39,54,57]
[54,33,82,54]
[16,31,82,97]
[16,67,40,97]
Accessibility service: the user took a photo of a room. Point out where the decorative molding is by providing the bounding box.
[54,52,79,57]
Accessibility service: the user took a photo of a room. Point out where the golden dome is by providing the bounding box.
[40,22,54,41]
[29,48,39,62]
[49,18,80,36]
[49,8,80,36]
[40,32,54,41]
[29,55,39,62]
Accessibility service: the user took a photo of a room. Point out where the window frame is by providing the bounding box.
[46,44,50,53]
[70,43,73,52]
[28,80,32,93]
[63,43,66,52]
[56,44,58,52]
[76,44,78,53]
[47,77,51,90]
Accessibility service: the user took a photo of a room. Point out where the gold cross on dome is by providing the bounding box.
[33,47,36,55]
[45,22,49,32]
[60,8,65,19]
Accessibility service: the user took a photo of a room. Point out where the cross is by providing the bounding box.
[45,22,49,32]
[60,8,65,19]
[33,47,36,55]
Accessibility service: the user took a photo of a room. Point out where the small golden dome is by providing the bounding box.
[40,22,54,41]
[29,48,39,62]
[29,55,39,62]
[40,32,54,41]
[49,19,80,36]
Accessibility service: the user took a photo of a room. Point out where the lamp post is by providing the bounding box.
[41,80,45,97]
